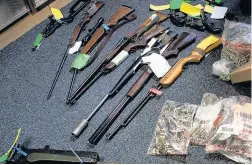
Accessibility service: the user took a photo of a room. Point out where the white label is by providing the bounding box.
[142,53,171,78]
[217,124,240,135]
[68,41,82,54]
[210,6,228,19]
[111,50,129,65]
[141,38,157,56]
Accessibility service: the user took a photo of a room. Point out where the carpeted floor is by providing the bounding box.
[0,0,251,163]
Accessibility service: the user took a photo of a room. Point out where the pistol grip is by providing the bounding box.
[160,53,203,87]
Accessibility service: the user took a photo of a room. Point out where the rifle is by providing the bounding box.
[71,29,177,138]
[65,6,137,103]
[68,12,169,104]
[87,32,197,145]
[32,0,91,51]
[106,35,222,141]
[47,1,104,100]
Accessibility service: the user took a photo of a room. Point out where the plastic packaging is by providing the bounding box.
[147,100,197,155]
[212,20,251,81]
[222,20,251,54]
[190,93,223,145]
[206,96,252,164]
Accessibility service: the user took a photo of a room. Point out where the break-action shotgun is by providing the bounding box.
[106,35,222,141]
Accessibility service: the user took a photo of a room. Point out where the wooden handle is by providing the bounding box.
[108,5,134,26]
[127,71,151,97]
[160,52,203,87]
[80,27,105,54]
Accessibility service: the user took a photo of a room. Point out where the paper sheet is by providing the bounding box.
[180,2,201,17]
[196,35,220,50]
[149,4,170,11]
[142,53,170,78]
[170,0,183,9]
[210,6,228,19]
[50,7,64,20]
[204,4,214,14]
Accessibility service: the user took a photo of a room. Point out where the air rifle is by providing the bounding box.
[32,0,91,51]
[71,29,178,138]
[106,35,222,141]
[68,12,169,104]
[87,32,197,145]
[47,1,104,100]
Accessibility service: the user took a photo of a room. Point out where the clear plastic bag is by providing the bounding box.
[190,93,224,145]
[222,20,251,54]
[205,96,252,164]
[147,100,197,155]
[212,20,251,81]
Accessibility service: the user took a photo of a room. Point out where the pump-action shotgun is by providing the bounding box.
[106,35,222,141]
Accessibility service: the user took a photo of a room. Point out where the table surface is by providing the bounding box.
[0,0,251,163]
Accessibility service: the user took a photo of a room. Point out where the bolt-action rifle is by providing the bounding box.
[106,35,222,141]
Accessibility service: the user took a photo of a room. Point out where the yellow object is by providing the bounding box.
[50,7,64,20]
[180,2,201,16]
[149,4,170,11]
[194,4,204,10]
[204,4,214,14]
[197,35,220,50]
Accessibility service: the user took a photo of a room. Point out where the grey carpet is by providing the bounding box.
[0,0,251,163]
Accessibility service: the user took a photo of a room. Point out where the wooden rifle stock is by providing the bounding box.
[160,35,222,87]
[80,5,135,54]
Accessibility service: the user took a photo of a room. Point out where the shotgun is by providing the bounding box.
[68,13,169,104]
[71,29,177,138]
[87,32,197,145]
[106,35,222,141]
[47,1,104,100]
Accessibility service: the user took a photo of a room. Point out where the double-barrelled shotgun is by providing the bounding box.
[106,35,222,141]
[68,12,169,104]
[87,32,197,145]
[32,0,91,51]
[47,1,104,100]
